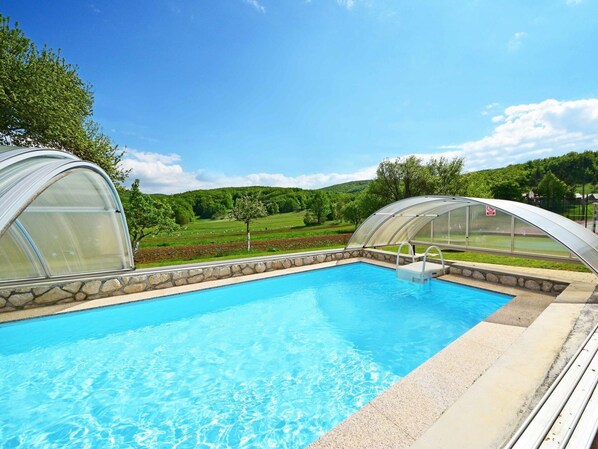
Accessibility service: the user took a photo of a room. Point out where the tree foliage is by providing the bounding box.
[230,195,267,251]
[124,179,178,257]
[0,15,126,181]
[305,191,330,225]
[341,200,362,228]
[367,155,465,206]
[537,171,570,210]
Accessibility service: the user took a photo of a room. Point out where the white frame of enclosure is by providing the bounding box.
[0,147,134,284]
[347,196,598,276]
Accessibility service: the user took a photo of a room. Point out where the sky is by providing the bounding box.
[3,0,598,193]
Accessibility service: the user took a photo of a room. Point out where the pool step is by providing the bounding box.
[396,261,446,283]
[396,244,446,283]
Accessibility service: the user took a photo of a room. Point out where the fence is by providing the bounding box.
[523,198,597,232]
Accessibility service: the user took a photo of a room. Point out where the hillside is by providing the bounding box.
[320,180,370,194]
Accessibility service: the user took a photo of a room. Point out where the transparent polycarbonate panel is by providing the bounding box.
[468,205,512,251]
[19,211,128,276]
[346,196,448,248]
[431,213,449,244]
[448,207,467,245]
[0,157,60,196]
[487,199,598,267]
[29,170,114,209]
[413,221,432,242]
[346,213,391,248]
[513,218,572,257]
[18,170,131,276]
[0,224,44,281]
[367,216,414,247]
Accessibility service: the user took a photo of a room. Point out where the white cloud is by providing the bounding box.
[481,102,499,116]
[566,0,582,5]
[243,0,265,13]
[508,32,527,52]
[439,98,598,172]
[337,0,355,9]
[121,98,598,194]
[120,148,377,194]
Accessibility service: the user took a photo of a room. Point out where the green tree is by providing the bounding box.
[428,156,465,195]
[490,179,524,201]
[124,180,178,257]
[368,159,405,202]
[306,191,330,224]
[401,155,433,198]
[171,199,194,225]
[0,15,126,181]
[367,155,464,206]
[341,200,362,228]
[537,171,569,211]
[230,195,267,251]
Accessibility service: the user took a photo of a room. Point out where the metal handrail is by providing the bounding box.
[396,242,415,272]
[421,245,445,275]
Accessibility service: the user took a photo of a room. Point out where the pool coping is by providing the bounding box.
[1,258,596,449]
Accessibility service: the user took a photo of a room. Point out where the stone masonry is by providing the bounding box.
[0,248,572,313]
[0,249,361,312]
[362,249,570,295]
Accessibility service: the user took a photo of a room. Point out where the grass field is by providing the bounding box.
[140,212,354,248]
[386,245,590,273]
[137,212,353,267]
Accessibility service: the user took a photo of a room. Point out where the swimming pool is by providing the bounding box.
[0,262,511,449]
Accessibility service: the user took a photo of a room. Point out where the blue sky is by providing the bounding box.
[3,0,598,192]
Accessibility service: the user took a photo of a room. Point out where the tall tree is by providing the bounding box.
[306,191,331,224]
[367,155,464,206]
[369,159,404,202]
[341,200,362,229]
[537,171,569,211]
[401,155,433,198]
[428,156,465,195]
[124,179,178,257]
[0,15,126,181]
[230,195,267,251]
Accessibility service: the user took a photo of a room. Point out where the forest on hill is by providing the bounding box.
[133,150,597,226]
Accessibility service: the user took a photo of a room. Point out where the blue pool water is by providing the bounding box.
[0,262,511,449]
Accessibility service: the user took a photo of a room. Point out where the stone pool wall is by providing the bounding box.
[0,248,573,313]
[0,249,361,312]
[362,248,570,295]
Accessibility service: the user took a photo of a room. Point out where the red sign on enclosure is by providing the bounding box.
[485,206,496,216]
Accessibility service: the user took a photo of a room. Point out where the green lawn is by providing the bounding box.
[140,212,355,249]
[136,212,354,267]
[385,245,590,273]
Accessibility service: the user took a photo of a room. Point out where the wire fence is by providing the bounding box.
[523,198,598,232]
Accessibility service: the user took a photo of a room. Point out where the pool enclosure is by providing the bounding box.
[0,146,134,285]
[347,196,598,276]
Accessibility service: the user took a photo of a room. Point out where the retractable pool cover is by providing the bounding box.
[347,196,598,276]
[0,146,134,284]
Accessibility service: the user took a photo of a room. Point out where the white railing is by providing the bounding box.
[396,242,415,274]
[421,245,445,277]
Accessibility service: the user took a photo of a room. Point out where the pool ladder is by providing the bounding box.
[396,242,446,284]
